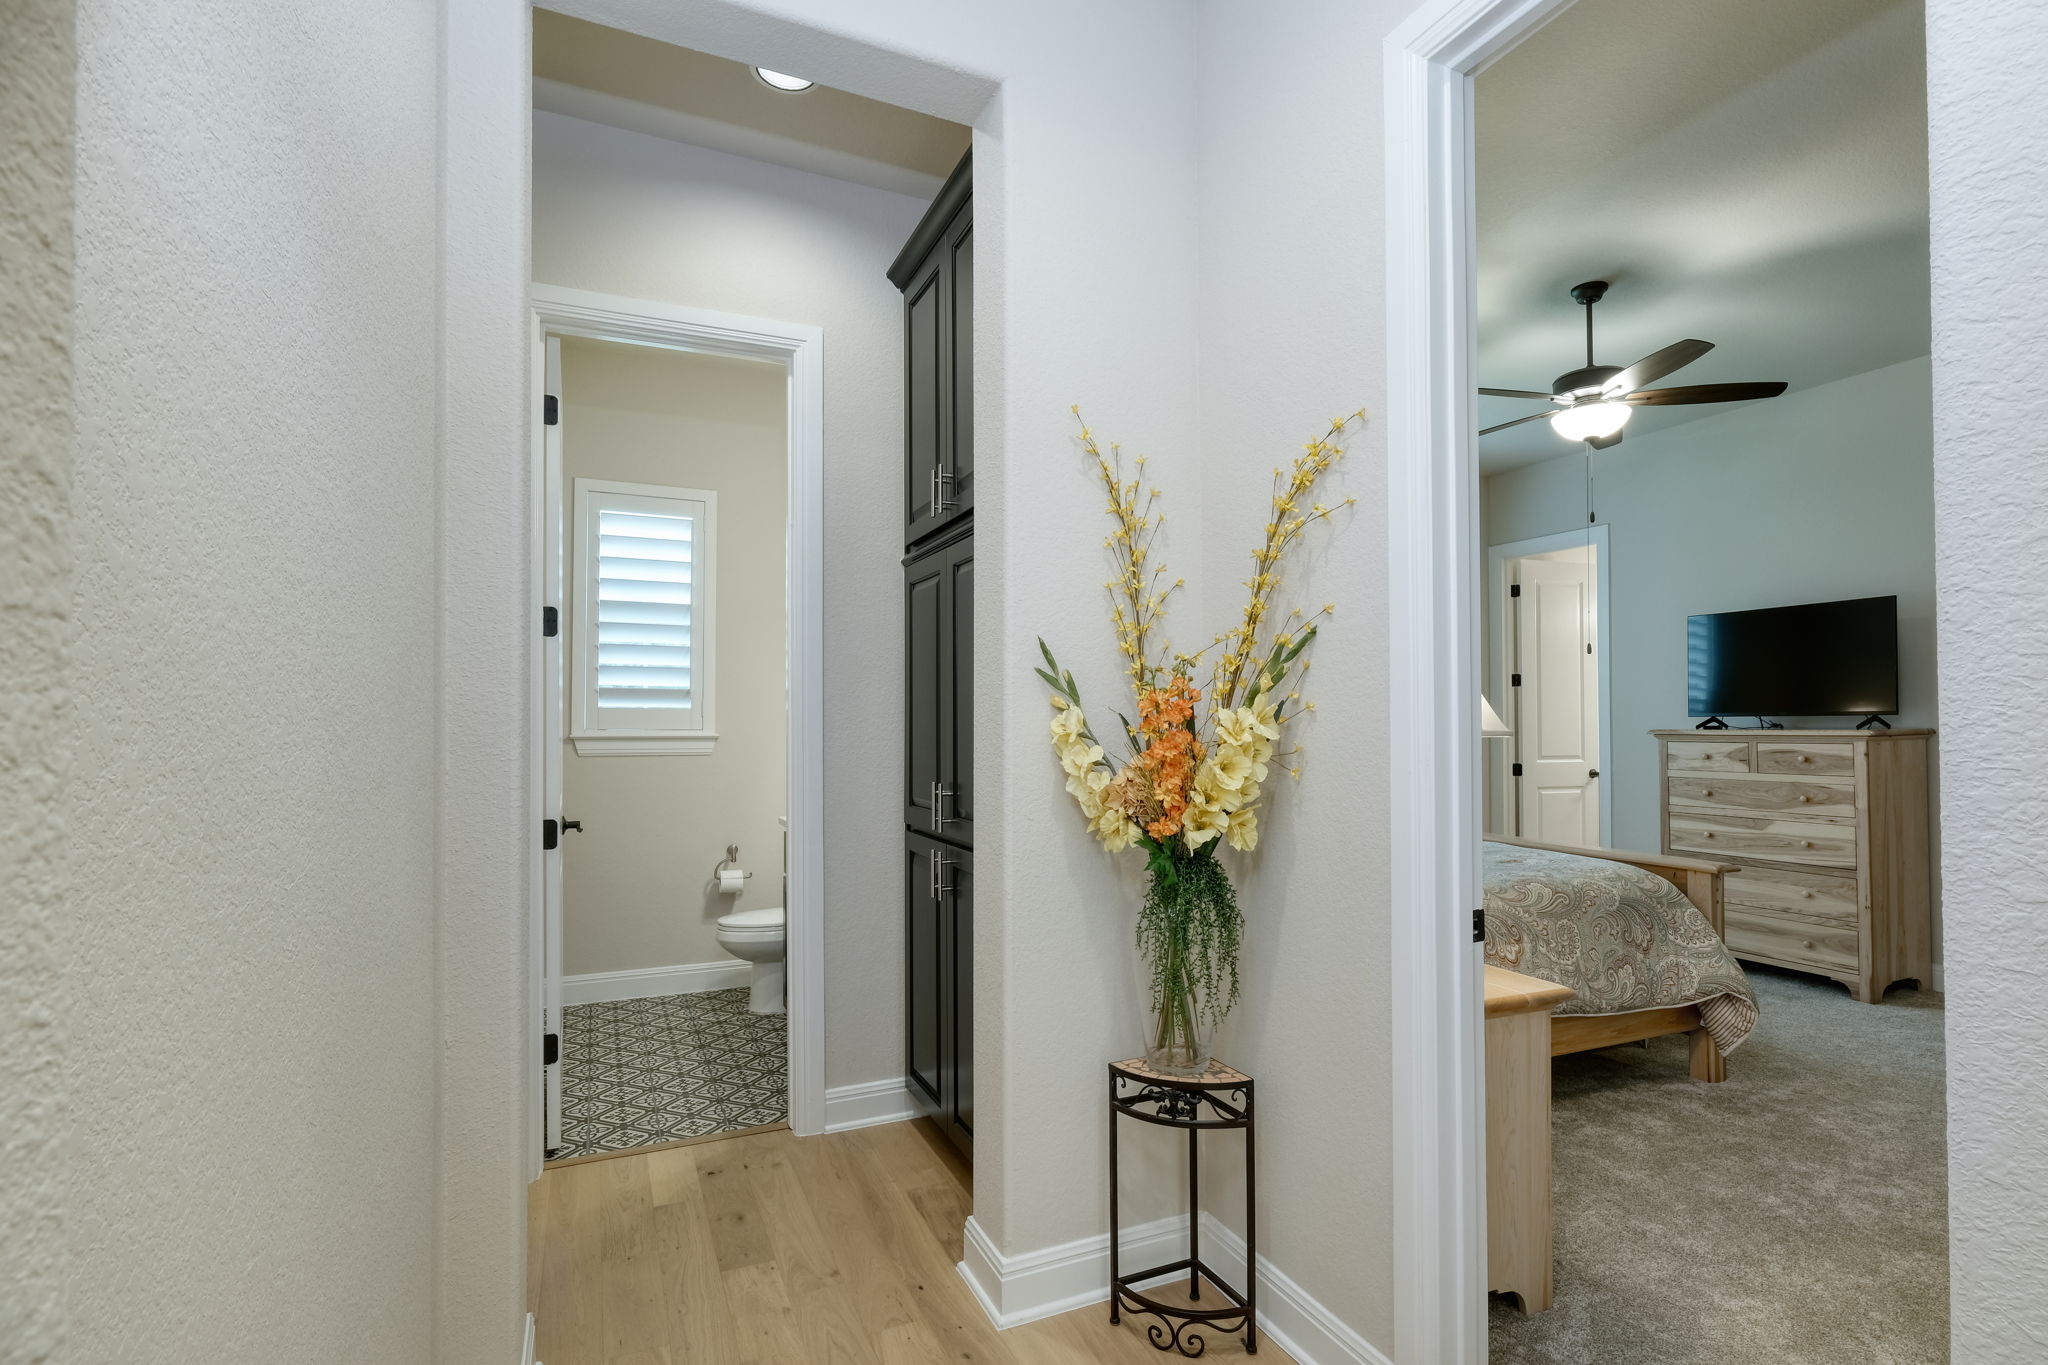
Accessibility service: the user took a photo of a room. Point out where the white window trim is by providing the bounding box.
[570,476,719,756]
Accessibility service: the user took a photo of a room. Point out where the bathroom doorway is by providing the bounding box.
[532,289,827,1163]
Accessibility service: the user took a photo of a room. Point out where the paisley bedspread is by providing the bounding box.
[1482,841,1758,1054]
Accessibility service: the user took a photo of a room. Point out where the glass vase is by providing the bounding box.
[1132,853,1238,1077]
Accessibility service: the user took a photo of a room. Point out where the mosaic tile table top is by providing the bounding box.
[555,989,788,1160]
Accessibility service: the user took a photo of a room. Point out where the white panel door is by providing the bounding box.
[543,335,565,1156]
[1514,554,1601,846]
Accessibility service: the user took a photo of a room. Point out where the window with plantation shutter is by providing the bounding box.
[571,479,718,754]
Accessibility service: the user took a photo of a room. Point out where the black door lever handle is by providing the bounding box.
[561,818,584,833]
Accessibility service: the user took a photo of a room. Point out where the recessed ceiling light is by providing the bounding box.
[753,67,814,92]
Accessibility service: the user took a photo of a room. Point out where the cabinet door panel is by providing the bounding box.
[941,537,974,844]
[904,256,945,543]
[946,847,974,1153]
[905,553,944,831]
[946,217,974,521]
[905,836,943,1112]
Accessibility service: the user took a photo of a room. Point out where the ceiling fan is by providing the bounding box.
[1480,280,1788,449]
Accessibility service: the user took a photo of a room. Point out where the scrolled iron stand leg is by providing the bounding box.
[1109,1065,1122,1325]
[1244,1078,1257,1353]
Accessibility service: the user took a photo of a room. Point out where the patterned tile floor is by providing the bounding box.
[554,989,787,1160]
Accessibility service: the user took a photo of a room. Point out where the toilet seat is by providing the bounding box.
[717,905,784,933]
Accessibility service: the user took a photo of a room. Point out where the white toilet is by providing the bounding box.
[715,906,786,1015]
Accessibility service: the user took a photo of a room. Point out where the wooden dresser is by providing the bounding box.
[1652,729,1932,1003]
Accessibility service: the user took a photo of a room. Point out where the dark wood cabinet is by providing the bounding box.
[890,153,973,547]
[895,153,975,1157]
[904,832,972,1153]
[904,532,972,845]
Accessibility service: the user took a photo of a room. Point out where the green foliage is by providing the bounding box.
[1135,841,1243,1060]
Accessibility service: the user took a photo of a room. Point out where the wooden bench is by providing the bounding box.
[1486,964,1574,1313]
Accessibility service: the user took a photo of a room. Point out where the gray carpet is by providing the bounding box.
[1490,966,1948,1365]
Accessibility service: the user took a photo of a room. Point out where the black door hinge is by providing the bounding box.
[1509,584,1521,597]
[544,394,559,426]
[1510,673,1522,687]
[542,605,559,637]
[543,1032,560,1066]
[1512,762,1523,777]
[543,817,559,851]
[1473,907,1487,943]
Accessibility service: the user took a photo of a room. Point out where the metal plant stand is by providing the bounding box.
[1107,1058,1257,1356]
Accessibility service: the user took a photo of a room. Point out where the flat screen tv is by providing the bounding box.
[1687,595,1898,720]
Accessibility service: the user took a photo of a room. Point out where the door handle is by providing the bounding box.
[1587,770,1600,779]
[929,850,952,900]
[932,782,955,830]
[931,467,957,516]
[561,818,583,833]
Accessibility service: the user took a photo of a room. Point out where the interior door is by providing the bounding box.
[542,335,566,1156]
[1514,553,1601,846]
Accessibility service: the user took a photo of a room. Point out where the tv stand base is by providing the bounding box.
[1855,714,1893,731]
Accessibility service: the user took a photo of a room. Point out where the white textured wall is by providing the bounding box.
[533,113,925,1086]
[1189,0,1407,1344]
[559,339,789,976]
[1927,1,2048,1359]
[68,2,441,1361]
[1,1,73,1358]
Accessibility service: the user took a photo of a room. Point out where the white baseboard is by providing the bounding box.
[955,1212,1391,1365]
[958,1213,1189,1330]
[558,960,749,1006]
[1196,1214,1394,1365]
[521,1312,536,1365]
[823,1078,919,1132]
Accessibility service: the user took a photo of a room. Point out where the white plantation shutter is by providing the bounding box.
[573,480,717,749]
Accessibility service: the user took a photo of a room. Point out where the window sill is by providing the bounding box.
[571,732,719,757]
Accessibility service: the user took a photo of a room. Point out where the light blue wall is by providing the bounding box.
[1483,356,1937,881]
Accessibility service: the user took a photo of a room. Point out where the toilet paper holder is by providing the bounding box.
[714,845,752,881]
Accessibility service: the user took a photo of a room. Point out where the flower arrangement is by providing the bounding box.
[1039,408,1361,1073]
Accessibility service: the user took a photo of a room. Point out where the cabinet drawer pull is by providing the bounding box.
[1798,755,1812,764]
[931,781,956,831]
[1702,788,1713,797]
[929,850,952,899]
[1798,794,1811,803]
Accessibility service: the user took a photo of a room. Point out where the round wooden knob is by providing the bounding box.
[1803,891,1815,899]
[1703,831,1715,838]
[1803,940,1816,950]
[1802,840,1814,848]
[1798,795,1811,803]
[1799,755,1812,764]
[1703,789,1714,797]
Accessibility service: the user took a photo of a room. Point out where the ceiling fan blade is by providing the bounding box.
[1624,381,1789,406]
[1479,387,1560,401]
[1586,429,1624,451]
[1602,339,1714,395]
[1480,410,1559,436]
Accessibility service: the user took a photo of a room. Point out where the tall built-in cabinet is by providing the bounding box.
[893,154,974,1156]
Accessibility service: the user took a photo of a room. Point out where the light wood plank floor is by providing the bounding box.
[528,1117,1289,1364]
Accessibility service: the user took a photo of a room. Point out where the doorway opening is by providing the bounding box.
[1389,0,1940,1360]
[529,287,828,1163]
[1485,530,1611,848]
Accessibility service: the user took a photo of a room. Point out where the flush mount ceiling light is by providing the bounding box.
[753,67,814,92]
[1478,280,1788,450]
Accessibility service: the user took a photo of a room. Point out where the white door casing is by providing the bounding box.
[1512,551,1601,846]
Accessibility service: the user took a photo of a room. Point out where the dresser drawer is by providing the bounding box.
[1724,866,1860,926]
[1756,742,1855,777]
[1726,905,1860,973]
[1668,813,1858,868]
[1666,741,1750,773]
[1667,773,1856,821]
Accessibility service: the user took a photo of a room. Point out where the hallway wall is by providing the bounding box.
[558,339,790,978]
[66,2,442,1361]
[1,0,74,1357]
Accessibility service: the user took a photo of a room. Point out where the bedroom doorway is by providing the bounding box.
[1388,0,1941,1361]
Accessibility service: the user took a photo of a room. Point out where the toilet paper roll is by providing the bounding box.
[717,867,747,894]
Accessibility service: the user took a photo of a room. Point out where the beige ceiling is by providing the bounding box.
[1476,0,1929,472]
[533,9,970,199]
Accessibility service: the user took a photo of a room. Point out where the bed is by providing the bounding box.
[1483,836,1757,1082]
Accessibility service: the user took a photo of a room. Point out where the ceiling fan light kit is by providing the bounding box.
[1480,280,1789,449]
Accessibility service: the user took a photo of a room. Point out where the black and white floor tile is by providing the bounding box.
[554,989,787,1160]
